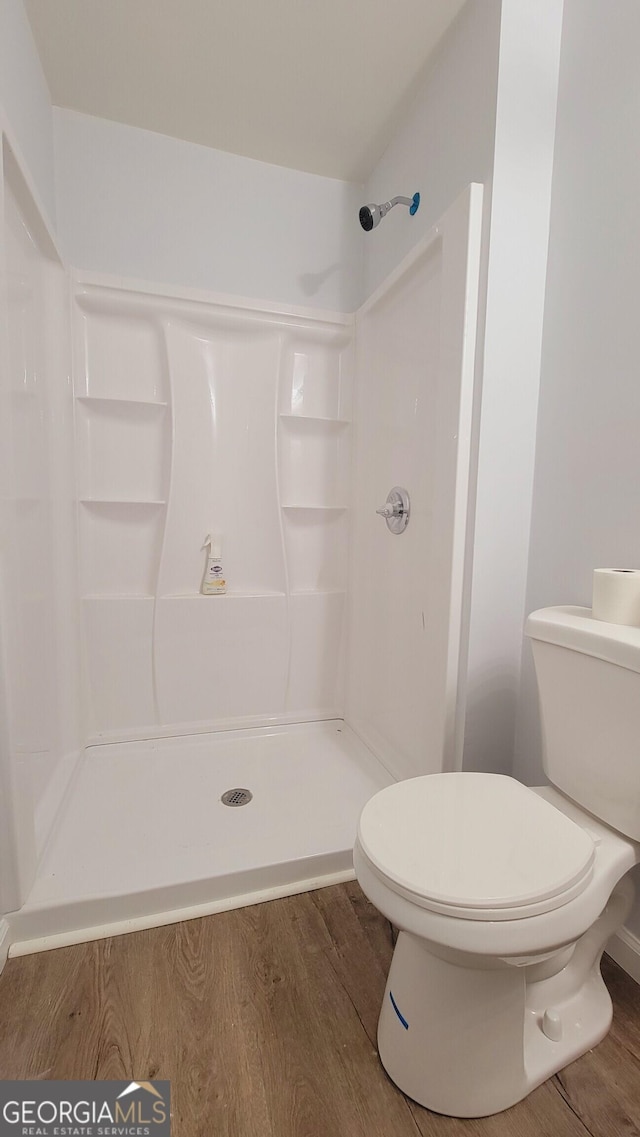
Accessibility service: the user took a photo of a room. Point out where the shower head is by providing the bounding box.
[359,192,420,232]
[358,203,386,231]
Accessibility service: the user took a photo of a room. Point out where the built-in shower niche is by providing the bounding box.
[282,507,348,593]
[280,333,352,420]
[76,398,168,504]
[79,502,164,596]
[72,292,171,735]
[278,330,352,597]
[277,328,352,716]
[75,302,167,402]
[279,417,350,509]
[278,327,352,603]
[73,294,170,604]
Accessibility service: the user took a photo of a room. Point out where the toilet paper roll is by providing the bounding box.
[592,568,640,626]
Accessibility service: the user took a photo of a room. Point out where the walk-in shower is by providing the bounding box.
[0,135,482,963]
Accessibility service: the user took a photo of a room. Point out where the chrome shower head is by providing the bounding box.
[359,192,420,232]
[358,202,385,231]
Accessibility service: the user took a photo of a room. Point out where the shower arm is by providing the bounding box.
[379,196,414,219]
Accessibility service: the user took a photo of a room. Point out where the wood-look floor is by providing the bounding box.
[0,882,639,1137]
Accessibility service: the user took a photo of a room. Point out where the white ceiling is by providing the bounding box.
[25,0,465,182]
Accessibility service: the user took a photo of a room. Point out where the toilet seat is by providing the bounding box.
[357,773,595,921]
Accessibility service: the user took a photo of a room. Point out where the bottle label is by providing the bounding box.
[202,558,226,594]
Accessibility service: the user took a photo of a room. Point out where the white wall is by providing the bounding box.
[0,0,55,227]
[463,0,564,775]
[53,109,362,313]
[514,0,640,935]
[362,0,501,300]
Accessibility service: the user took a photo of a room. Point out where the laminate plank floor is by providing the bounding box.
[0,882,638,1137]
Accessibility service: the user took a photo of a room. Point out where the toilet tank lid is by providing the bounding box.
[526,605,640,674]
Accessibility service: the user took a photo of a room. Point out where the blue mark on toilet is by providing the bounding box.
[389,990,409,1029]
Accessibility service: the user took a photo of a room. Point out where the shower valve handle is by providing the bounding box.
[376,487,410,534]
[376,502,403,519]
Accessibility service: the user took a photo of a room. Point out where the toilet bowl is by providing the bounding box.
[355,773,638,1117]
[354,607,640,1117]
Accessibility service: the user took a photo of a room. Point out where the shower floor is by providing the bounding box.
[10,720,393,955]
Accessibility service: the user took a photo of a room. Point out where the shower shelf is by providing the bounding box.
[291,589,345,597]
[279,413,350,426]
[281,504,348,512]
[79,498,166,506]
[76,395,168,409]
[82,591,286,600]
[160,591,286,600]
[83,594,155,601]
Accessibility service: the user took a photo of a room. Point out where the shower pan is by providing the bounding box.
[0,129,483,961]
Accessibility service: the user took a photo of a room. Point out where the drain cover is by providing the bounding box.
[221,788,253,807]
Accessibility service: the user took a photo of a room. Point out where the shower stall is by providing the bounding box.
[0,130,483,960]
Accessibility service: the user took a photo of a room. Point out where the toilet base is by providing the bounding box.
[377,876,634,1117]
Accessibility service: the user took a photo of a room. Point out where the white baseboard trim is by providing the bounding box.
[0,919,11,974]
[606,926,640,985]
[8,868,356,959]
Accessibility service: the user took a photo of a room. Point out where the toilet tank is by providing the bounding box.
[526,605,640,841]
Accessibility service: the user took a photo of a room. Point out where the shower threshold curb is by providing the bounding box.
[7,865,356,959]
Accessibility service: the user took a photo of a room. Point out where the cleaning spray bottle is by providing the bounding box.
[201,534,226,595]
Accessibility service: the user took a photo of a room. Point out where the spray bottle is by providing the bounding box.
[201,534,226,595]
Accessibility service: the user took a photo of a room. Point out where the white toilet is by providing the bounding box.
[354,606,640,1117]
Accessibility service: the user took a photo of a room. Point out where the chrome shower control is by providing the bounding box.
[376,487,410,534]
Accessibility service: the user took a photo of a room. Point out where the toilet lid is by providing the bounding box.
[357,773,595,920]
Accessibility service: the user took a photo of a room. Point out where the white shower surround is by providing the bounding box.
[0,129,483,958]
[73,274,354,741]
[0,130,82,923]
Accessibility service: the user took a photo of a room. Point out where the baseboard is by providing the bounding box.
[607,926,640,985]
[0,919,11,975]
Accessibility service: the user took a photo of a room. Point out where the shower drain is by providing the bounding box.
[221,788,253,807]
